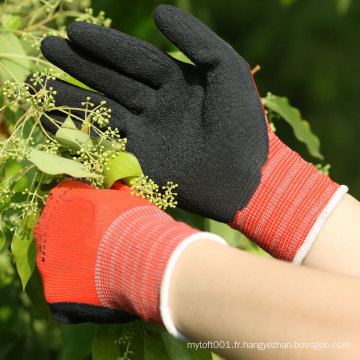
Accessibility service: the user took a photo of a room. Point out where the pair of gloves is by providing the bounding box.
[33,5,347,338]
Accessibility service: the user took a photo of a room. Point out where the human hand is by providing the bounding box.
[32,5,268,223]
[32,5,346,262]
[34,179,224,335]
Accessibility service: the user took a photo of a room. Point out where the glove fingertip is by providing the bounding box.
[153,4,175,29]
[40,35,61,59]
[67,21,90,39]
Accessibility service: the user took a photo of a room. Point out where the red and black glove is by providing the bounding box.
[32,5,347,263]
[34,179,225,337]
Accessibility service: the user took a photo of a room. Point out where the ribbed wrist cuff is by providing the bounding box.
[230,130,347,262]
[95,204,227,335]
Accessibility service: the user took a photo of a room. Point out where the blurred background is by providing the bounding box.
[92,0,360,197]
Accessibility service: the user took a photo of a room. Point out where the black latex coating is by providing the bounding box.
[35,5,269,222]
[50,302,137,324]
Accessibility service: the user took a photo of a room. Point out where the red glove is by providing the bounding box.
[34,179,226,338]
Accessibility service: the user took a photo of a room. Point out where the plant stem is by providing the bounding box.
[19,9,85,34]
[1,164,35,187]
[251,65,261,75]
[19,14,58,33]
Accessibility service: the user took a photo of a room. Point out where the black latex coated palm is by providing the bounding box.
[38,5,268,222]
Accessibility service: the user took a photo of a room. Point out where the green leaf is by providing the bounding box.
[63,74,94,91]
[92,325,120,360]
[262,93,323,159]
[204,218,244,247]
[61,323,97,360]
[103,151,143,188]
[144,331,170,360]
[55,117,93,151]
[168,51,194,65]
[28,148,101,178]
[4,159,28,192]
[0,32,31,82]
[161,332,212,360]
[167,207,206,231]
[2,15,21,31]
[0,214,5,251]
[115,320,146,360]
[25,268,51,320]
[11,211,39,289]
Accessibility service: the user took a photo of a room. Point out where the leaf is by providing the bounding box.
[0,214,6,251]
[161,332,212,360]
[144,331,170,360]
[25,268,51,320]
[28,148,101,178]
[63,74,94,91]
[2,15,21,31]
[103,151,143,188]
[92,325,120,360]
[4,159,28,192]
[55,117,93,151]
[167,207,206,231]
[262,93,323,159]
[168,51,194,65]
[115,320,146,360]
[204,218,244,247]
[60,326,93,360]
[11,211,39,289]
[60,323,97,360]
[0,32,31,82]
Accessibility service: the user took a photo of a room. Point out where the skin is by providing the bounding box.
[303,193,360,276]
[169,193,360,359]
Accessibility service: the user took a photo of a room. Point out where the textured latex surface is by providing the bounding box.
[35,5,269,222]
[50,302,136,324]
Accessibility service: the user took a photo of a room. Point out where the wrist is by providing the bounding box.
[160,234,227,339]
[96,203,227,336]
[166,239,230,340]
[230,129,347,262]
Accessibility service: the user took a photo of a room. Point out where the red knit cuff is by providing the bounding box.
[230,128,347,262]
[95,205,199,323]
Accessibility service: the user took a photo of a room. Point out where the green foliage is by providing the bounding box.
[93,325,120,360]
[0,32,31,82]
[93,321,212,360]
[28,148,102,178]
[0,0,335,359]
[11,211,38,289]
[103,151,143,188]
[262,92,323,159]
[168,51,194,65]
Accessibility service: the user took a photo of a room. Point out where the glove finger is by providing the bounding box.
[25,74,133,136]
[50,302,137,324]
[66,22,181,88]
[153,5,238,71]
[41,36,156,112]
